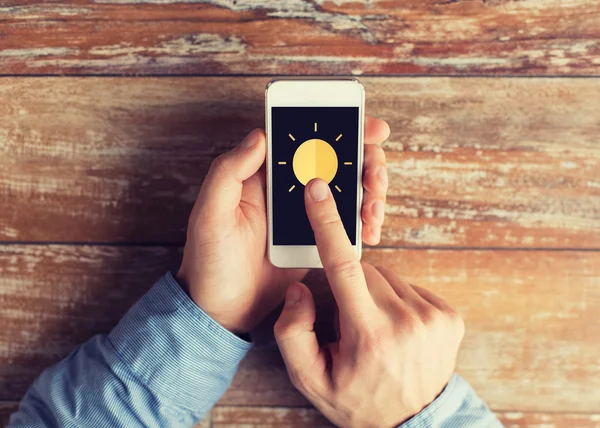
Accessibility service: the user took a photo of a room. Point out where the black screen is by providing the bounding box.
[272,107,359,245]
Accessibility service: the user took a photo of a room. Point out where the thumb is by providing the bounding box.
[274,282,330,396]
[198,129,266,217]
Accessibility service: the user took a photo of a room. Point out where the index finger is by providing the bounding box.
[304,178,375,314]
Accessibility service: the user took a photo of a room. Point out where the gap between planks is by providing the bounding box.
[2,74,600,79]
[2,402,600,428]
[1,242,599,252]
[1,77,598,247]
[2,245,599,411]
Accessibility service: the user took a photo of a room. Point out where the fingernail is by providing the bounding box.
[285,284,303,307]
[241,129,259,148]
[308,179,330,201]
[377,167,388,187]
[372,200,385,223]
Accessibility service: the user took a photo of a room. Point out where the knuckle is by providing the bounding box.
[327,256,363,280]
[286,357,322,396]
[316,210,342,228]
[273,318,295,341]
[447,309,465,337]
[193,204,221,229]
[373,145,387,162]
[288,366,313,394]
[360,324,393,352]
[422,306,465,339]
[274,319,313,344]
[421,305,444,325]
[366,144,386,161]
[209,153,231,175]
[289,370,304,390]
[404,313,427,337]
[273,318,286,339]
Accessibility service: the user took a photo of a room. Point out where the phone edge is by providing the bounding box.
[265,78,365,269]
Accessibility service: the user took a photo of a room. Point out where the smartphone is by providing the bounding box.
[266,78,365,268]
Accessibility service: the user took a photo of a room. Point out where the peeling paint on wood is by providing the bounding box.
[0,246,598,412]
[220,248,600,412]
[0,77,598,247]
[0,48,78,58]
[212,407,600,428]
[0,1,599,74]
[3,401,600,428]
[0,401,209,427]
[1,1,599,424]
[0,245,181,400]
[497,411,600,428]
[213,406,333,427]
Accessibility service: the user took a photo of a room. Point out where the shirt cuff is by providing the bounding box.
[401,374,474,428]
[107,272,252,411]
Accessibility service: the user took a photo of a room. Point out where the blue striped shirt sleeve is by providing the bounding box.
[401,374,502,428]
[10,272,500,428]
[9,272,252,428]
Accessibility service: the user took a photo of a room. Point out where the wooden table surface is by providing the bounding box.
[1,2,599,427]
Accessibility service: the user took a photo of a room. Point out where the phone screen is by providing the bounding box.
[271,106,360,246]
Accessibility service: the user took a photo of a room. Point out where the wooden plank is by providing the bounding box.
[0,401,211,427]
[4,402,599,428]
[1,1,600,75]
[0,245,181,400]
[1,77,599,248]
[222,248,600,412]
[213,407,600,428]
[0,245,598,412]
[498,411,600,428]
[194,414,211,428]
[213,406,332,427]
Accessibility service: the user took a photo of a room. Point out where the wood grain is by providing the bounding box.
[1,245,598,413]
[0,401,212,427]
[0,245,181,400]
[1,77,598,247]
[222,248,600,412]
[1,1,600,75]
[497,411,600,428]
[213,406,332,427]
[3,401,599,428]
[2,2,599,425]
[213,407,600,428]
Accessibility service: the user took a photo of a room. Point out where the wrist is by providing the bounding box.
[175,267,252,336]
[108,272,252,410]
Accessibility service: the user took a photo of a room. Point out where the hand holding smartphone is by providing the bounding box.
[266,79,365,268]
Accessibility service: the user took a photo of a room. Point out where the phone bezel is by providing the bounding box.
[265,78,365,268]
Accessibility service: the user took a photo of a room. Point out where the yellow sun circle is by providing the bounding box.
[292,138,338,185]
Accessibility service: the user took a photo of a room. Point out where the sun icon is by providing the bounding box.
[279,122,351,193]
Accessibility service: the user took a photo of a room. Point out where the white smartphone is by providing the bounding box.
[266,78,365,268]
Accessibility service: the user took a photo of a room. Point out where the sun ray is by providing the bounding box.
[335,134,343,141]
[344,161,352,165]
[288,185,296,192]
[288,133,296,141]
[314,122,317,132]
[278,161,287,165]
[335,185,342,193]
